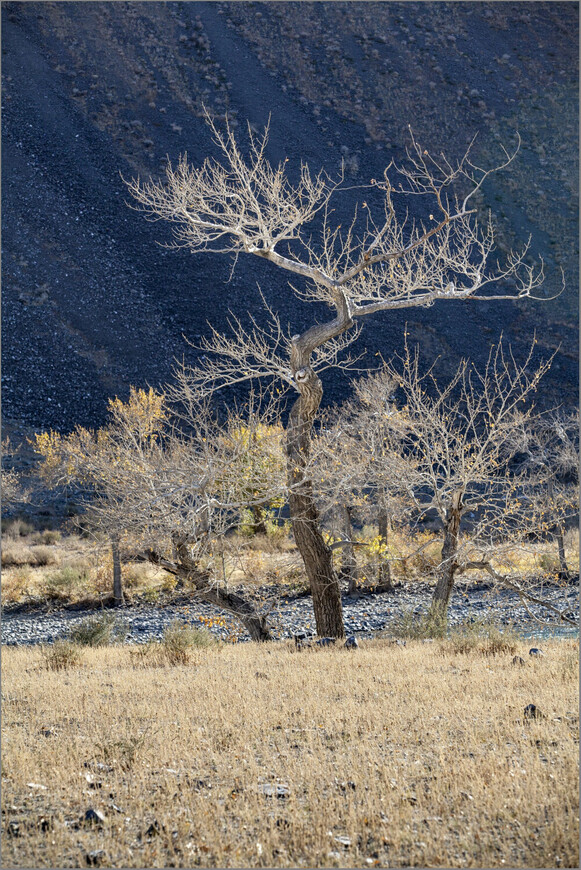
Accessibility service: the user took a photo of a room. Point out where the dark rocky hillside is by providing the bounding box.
[2,1,578,435]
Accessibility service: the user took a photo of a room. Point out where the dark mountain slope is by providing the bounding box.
[2,1,578,433]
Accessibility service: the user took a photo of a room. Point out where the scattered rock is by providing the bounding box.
[259,783,290,799]
[294,632,312,650]
[7,821,20,837]
[315,637,336,647]
[389,639,407,647]
[145,820,164,837]
[344,635,359,649]
[524,704,545,720]
[83,808,106,826]
[512,655,526,666]
[529,648,545,657]
[84,773,102,788]
[85,850,106,867]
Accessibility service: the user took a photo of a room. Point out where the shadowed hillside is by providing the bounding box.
[2,1,578,433]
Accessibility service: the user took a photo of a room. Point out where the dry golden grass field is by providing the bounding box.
[1,637,578,869]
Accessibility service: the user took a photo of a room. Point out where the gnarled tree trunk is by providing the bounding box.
[286,327,346,638]
[147,544,272,642]
[430,491,462,619]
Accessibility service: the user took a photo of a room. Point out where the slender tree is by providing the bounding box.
[126,113,545,637]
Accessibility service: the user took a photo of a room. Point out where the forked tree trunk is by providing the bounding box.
[111,536,124,607]
[430,491,462,619]
[147,543,272,641]
[286,363,345,638]
[377,506,393,590]
[338,504,357,595]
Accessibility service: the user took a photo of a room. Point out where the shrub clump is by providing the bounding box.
[41,640,84,671]
[68,612,128,647]
[393,608,448,640]
[161,620,216,665]
[43,565,89,600]
[440,616,519,656]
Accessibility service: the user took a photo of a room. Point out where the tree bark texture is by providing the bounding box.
[430,492,462,618]
[147,547,272,641]
[377,506,393,589]
[286,362,345,637]
[111,536,124,607]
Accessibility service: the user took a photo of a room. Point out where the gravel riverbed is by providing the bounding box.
[2,580,578,646]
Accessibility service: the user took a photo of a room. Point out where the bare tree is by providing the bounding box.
[334,339,576,628]
[126,113,545,637]
[507,410,579,577]
[312,394,408,594]
[35,387,284,638]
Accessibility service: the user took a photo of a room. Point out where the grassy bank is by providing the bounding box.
[1,638,578,868]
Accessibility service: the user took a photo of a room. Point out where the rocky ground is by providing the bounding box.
[2,578,578,646]
[2,2,578,436]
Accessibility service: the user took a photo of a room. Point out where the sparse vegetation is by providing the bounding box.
[68,612,128,647]
[2,639,578,868]
[392,607,448,640]
[439,616,519,657]
[43,565,90,601]
[161,619,217,665]
[40,640,83,672]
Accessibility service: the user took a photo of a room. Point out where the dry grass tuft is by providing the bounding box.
[439,618,520,657]
[40,640,84,672]
[2,638,578,868]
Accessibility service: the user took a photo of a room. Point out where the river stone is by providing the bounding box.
[529,648,544,656]
[344,636,359,649]
[83,808,106,825]
[524,704,545,720]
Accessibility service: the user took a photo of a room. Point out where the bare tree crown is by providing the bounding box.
[127,113,544,326]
